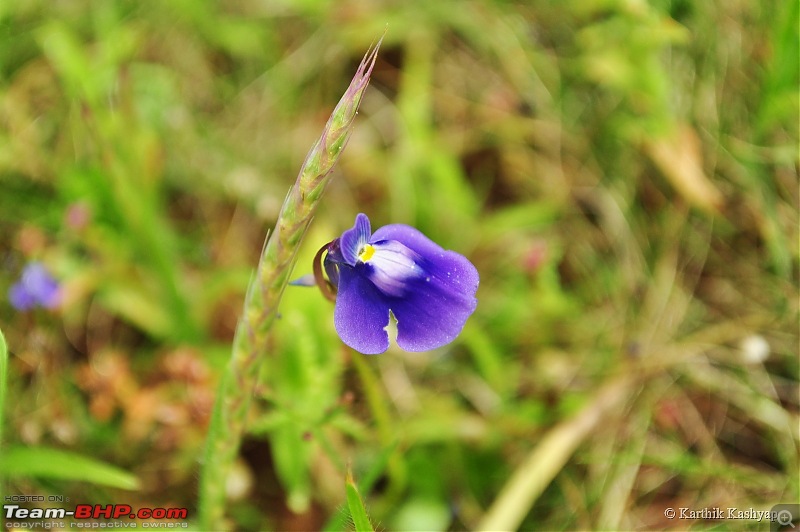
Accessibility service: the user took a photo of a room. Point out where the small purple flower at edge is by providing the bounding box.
[316,213,479,355]
[8,262,61,311]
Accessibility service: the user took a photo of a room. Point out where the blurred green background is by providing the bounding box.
[1,0,797,530]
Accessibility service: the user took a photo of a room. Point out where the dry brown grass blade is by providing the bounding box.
[475,316,778,531]
[644,124,725,215]
[596,387,653,530]
[476,372,636,531]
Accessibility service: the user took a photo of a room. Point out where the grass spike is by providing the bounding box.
[197,36,383,530]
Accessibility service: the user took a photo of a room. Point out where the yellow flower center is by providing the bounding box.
[358,244,375,262]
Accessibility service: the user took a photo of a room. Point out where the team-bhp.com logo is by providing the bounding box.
[4,504,188,528]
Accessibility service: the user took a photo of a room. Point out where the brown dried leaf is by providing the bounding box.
[644,125,724,215]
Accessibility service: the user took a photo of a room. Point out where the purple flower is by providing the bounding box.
[319,213,479,354]
[8,262,61,311]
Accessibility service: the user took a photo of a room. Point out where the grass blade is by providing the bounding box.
[476,374,634,531]
[0,446,140,490]
[346,466,374,532]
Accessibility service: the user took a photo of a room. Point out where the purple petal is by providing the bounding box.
[9,282,36,310]
[371,224,479,351]
[371,224,479,296]
[8,262,61,311]
[339,213,372,266]
[289,274,317,287]
[334,267,391,355]
[22,263,60,308]
[390,256,478,352]
[39,286,61,308]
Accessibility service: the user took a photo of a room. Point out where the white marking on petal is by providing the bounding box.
[362,240,424,296]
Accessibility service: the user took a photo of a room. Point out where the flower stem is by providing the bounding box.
[197,37,382,530]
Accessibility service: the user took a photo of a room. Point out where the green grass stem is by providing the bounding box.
[197,37,382,530]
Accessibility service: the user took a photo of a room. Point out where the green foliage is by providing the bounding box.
[0,447,139,491]
[345,467,374,532]
[252,287,346,513]
[0,328,139,498]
